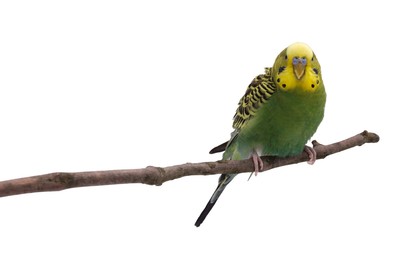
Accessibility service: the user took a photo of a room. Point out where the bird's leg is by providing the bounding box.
[252,151,264,176]
[247,151,264,180]
[304,145,317,165]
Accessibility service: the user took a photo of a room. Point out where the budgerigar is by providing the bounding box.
[195,42,326,227]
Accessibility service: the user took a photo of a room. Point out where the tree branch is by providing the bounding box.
[0,130,379,198]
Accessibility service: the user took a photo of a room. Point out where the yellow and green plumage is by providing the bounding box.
[195,42,326,227]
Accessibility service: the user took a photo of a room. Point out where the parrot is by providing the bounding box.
[195,42,326,227]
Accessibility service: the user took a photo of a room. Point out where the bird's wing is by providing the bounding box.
[232,67,276,130]
[209,68,276,154]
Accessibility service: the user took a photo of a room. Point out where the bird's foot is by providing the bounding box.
[252,151,263,176]
[247,151,264,181]
[304,145,317,165]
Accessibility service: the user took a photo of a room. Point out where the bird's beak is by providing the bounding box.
[293,62,305,80]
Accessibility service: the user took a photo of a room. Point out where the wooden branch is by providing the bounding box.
[0,130,379,198]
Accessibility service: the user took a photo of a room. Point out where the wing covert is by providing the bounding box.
[232,67,276,130]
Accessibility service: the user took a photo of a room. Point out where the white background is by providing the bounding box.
[0,1,407,259]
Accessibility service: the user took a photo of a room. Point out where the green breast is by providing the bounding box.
[225,87,326,160]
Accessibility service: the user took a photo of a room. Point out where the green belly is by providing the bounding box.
[224,88,326,160]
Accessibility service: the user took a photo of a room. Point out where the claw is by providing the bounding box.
[304,145,317,165]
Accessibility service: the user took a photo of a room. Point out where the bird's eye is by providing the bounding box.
[285,55,288,60]
[311,57,314,61]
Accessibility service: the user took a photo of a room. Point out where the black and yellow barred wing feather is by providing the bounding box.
[232,67,276,130]
[209,68,276,154]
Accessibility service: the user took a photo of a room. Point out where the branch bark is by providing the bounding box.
[0,130,379,198]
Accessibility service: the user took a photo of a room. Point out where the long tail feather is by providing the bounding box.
[194,199,217,227]
[195,174,236,227]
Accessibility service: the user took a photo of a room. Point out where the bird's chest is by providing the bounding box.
[236,93,323,157]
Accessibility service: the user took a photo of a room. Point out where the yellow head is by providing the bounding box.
[273,42,323,93]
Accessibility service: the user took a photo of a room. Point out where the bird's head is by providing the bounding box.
[273,42,322,93]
